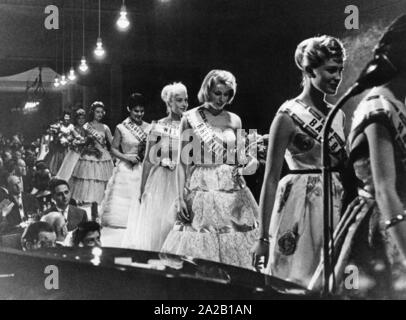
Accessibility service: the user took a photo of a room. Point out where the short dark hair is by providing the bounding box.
[0,169,9,188]
[48,178,70,194]
[4,159,17,173]
[35,160,48,171]
[127,93,146,110]
[22,222,54,244]
[72,221,101,246]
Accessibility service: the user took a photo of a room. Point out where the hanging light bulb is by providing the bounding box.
[79,56,89,73]
[53,76,60,88]
[80,1,88,74]
[94,36,105,58]
[94,0,105,59]
[116,4,130,30]
[60,74,67,86]
[68,67,76,81]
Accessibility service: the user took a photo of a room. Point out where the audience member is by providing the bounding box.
[21,221,56,250]
[0,175,39,233]
[0,169,8,199]
[40,211,71,246]
[72,221,101,247]
[43,179,88,231]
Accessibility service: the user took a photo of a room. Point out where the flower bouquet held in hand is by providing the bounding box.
[81,134,102,159]
[70,135,86,153]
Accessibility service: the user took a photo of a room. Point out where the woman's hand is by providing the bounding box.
[251,239,270,272]
[126,154,141,165]
[239,156,259,176]
[176,198,191,223]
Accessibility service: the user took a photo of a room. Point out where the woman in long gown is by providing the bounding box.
[161,70,259,269]
[45,112,75,175]
[252,35,347,288]
[122,83,187,251]
[69,102,114,204]
[56,108,87,181]
[332,16,406,298]
[101,93,149,228]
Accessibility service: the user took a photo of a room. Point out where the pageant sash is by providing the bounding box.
[122,118,148,143]
[282,99,346,157]
[351,95,406,163]
[84,123,105,145]
[185,107,228,161]
[152,121,180,140]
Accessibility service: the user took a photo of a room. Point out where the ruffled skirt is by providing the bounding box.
[69,149,113,204]
[122,165,178,251]
[100,160,142,228]
[161,164,259,269]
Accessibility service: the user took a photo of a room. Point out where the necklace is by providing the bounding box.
[206,105,223,116]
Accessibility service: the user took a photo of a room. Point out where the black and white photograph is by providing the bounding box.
[0,0,406,305]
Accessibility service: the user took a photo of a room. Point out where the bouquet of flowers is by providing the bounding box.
[69,135,86,153]
[47,122,73,148]
[160,157,176,170]
[81,133,102,159]
[47,122,61,142]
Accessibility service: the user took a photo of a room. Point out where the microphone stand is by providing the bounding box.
[321,53,397,297]
[321,83,361,297]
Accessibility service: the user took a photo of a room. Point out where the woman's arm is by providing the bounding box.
[105,125,113,146]
[110,127,132,163]
[231,112,259,176]
[258,113,294,236]
[139,133,155,197]
[252,112,294,267]
[365,122,406,258]
[175,116,192,221]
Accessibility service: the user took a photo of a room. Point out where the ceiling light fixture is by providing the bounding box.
[68,15,76,81]
[94,0,105,59]
[79,0,89,73]
[116,0,130,31]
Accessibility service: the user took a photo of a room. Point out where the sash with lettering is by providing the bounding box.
[185,107,229,163]
[281,99,346,159]
[152,121,181,140]
[122,117,148,144]
[350,94,406,166]
[83,123,105,146]
[150,121,181,170]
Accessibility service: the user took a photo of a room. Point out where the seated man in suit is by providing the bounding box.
[21,221,56,250]
[0,175,40,234]
[4,159,32,193]
[0,169,8,199]
[43,179,88,231]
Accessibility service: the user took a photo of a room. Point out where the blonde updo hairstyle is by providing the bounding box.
[197,69,237,104]
[161,82,187,114]
[294,35,346,86]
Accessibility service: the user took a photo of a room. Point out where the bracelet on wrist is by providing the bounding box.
[384,214,406,230]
